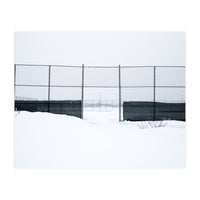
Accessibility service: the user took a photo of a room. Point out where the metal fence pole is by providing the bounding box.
[14,64,16,110]
[153,66,156,121]
[119,65,121,121]
[81,64,84,119]
[48,65,51,112]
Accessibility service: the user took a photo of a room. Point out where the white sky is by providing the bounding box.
[15,31,185,66]
[14,31,185,102]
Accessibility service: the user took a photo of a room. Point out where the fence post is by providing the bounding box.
[48,65,51,112]
[14,64,16,110]
[81,64,84,119]
[153,66,156,121]
[119,64,121,121]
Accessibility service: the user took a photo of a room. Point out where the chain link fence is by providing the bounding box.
[14,64,185,121]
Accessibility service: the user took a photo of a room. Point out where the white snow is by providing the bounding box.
[14,110,185,168]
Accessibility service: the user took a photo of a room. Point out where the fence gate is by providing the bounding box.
[83,66,119,121]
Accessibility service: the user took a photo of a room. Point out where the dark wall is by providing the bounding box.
[15,100,82,118]
[123,101,185,121]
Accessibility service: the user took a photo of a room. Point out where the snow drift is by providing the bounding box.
[14,111,185,168]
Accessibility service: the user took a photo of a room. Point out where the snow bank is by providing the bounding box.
[14,111,185,168]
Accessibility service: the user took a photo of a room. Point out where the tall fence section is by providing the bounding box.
[15,64,83,118]
[14,64,185,121]
[120,66,185,121]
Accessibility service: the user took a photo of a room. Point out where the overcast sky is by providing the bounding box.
[14,31,185,102]
[15,31,185,66]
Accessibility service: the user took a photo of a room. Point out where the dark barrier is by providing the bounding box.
[123,101,185,121]
[15,100,82,118]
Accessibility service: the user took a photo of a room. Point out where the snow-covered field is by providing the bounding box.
[14,110,185,168]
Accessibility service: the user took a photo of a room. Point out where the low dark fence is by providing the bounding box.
[15,100,82,118]
[123,101,185,121]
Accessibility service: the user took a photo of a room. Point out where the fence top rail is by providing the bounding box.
[84,66,118,68]
[121,65,185,68]
[15,64,82,68]
[15,64,185,68]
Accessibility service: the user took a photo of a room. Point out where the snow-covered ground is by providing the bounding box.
[14,110,185,168]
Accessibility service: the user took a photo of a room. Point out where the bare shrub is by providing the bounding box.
[138,120,168,129]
